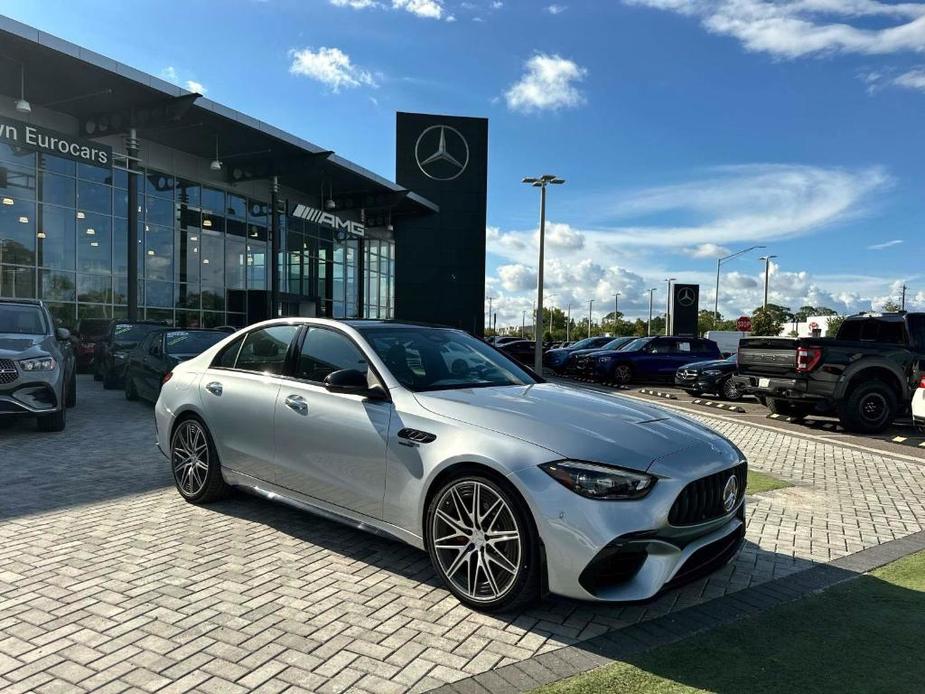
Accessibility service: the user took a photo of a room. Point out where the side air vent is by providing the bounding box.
[397,428,437,444]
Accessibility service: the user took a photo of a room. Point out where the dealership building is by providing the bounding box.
[0,16,488,333]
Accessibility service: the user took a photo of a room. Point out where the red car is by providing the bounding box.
[74,318,112,373]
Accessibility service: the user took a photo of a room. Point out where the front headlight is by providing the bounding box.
[598,356,610,364]
[540,460,655,500]
[20,356,57,372]
[702,369,722,376]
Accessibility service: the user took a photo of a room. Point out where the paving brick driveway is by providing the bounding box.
[1,376,923,693]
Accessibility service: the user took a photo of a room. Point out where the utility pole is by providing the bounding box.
[521,310,525,338]
[647,288,657,336]
[760,255,777,309]
[492,312,497,334]
[566,303,571,342]
[664,278,676,336]
[487,296,494,334]
[588,299,594,339]
[901,284,907,311]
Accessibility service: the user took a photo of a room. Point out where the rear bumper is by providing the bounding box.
[733,375,830,402]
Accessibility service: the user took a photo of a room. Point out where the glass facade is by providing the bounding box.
[0,140,394,329]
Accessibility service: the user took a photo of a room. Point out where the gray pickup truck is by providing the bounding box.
[0,299,77,432]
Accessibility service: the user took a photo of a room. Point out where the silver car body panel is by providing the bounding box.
[155,318,747,602]
[0,324,71,416]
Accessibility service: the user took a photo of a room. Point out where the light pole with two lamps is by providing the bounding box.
[664,278,676,335]
[522,174,565,372]
[713,245,765,324]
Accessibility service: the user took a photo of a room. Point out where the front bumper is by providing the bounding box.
[0,372,64,416]
[510,458,747,602]
[675,373,723,392]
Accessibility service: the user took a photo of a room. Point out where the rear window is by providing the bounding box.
[164,331,226,355]
[836,318,906,344]
[113,323,167,344]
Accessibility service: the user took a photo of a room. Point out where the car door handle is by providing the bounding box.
[284,394,308,415]
[205,381,223,396]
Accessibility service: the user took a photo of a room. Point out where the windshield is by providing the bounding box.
[569,336,605,350]
[602,337,633,351]
[0,305,47,335]
[165,330,226,355]
[725,353,737,363]
[112,323,167,346]
[359,326,539,392]
[622,337,655,352]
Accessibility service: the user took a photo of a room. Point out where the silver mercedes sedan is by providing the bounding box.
[155,319,747,611]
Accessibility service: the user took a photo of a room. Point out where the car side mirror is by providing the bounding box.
[324,369,382,398]
[56,328,71,341]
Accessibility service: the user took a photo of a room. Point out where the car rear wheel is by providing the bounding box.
[426,475,540,612]
[837,381,896,434]
[767,398,811,420]
[720,377,743,402]
[171,418,230,503]
[612,363,634,386]
[125,373,139,401]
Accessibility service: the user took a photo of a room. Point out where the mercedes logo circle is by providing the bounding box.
[677,286,697,307]
[415,125,469,181]
[722,475,738,513]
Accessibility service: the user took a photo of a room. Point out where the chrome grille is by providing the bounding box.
[0,359,18,385]
[668,463,747,526]
[677,369,698,381]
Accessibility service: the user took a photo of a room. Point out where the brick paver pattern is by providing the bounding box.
[1,377,923,693]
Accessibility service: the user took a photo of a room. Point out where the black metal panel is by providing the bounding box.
[394,112,488,335]
[668,463,747,526]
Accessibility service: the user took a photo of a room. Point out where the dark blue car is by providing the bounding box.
[589,336,722,385]
[565,336,637,377]
[543,336,614,373]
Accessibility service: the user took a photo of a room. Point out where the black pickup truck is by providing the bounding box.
[735,312,925,433]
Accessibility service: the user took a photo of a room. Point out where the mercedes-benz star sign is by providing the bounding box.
[415,125,469,181]
[155,319,748,611]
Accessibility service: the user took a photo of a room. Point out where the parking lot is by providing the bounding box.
[1,376,924,693]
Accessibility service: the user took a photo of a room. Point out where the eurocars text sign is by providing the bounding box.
[0,116,111,168]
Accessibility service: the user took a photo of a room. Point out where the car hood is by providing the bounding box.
[566,347,610,360]
[413,383,735,473]
[683,359,733,371]
[0,333,53,359]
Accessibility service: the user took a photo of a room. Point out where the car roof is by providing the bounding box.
[0,298,44,307]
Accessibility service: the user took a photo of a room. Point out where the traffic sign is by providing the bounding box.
[736,316,752,332]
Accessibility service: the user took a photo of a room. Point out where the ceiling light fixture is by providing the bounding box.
[15,64,30,114]
[2,197,14,206]
[210,135,222,171]
[36,230,46,238]
[85,228,96,235]
[202,218,212,228]
[76,211,85,219]
[18,216,29,224]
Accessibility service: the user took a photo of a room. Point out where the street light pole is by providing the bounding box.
[486,296,494,335]
[647,288,657,336]
[664,277,676,335]
[523,174,565,373]
[566,303,571,342]
[613,292,621,334]
[521,310,526,338]
[759,255,777,309]
[714,245,765,323]
[588,299,594,339]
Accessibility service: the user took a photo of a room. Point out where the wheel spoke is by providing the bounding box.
[444,545,473,579]
[436,509,471,537]
[485,544,518,575]
[479,552,501,596]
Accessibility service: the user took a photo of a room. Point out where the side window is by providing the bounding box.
[214,335,244,369]
[297,328,368,383]
[234,325,299,374]
[149,334,162,356]
[677,341,691,353]
[650,340,672,354]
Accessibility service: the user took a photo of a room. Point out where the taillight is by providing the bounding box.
[796,347,823,373]
[162,371,174,386]
[919,374,925,389]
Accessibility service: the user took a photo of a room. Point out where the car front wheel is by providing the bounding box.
[170,418,230,503]
[612,363,634,386]
[426,475,540,612]
[720,377,743,402]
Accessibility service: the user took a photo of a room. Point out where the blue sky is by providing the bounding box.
[4,0,925,323]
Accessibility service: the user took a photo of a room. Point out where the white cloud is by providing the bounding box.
[504,53,587,113]
[859,65,925,92]
[160,66,207,95]
[330,0,378,7]
[546,4,568,14]
[330,0,446,19]
[867,238,904,250]
[546,222,586,250]
[894,67,925,89]
[288,47,377,92]
[625,0,925,59]
[685,243,731,258]
[498,264,538,292]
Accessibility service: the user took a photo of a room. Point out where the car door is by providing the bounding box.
[669,339,697,375]
[142,333,166,399]
[198,324,300,483]
[635,337,669,379]
[274,326,393,519]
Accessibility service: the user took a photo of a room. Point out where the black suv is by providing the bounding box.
[0,299,77,432]
[96,320,170,389]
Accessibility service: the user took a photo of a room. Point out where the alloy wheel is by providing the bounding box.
[860,392,888,425]
[171,420,210,496]
[614,365,633,385]
[431,480,522,603]
[722,378,741,401]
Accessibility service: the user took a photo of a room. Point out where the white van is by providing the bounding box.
[913,374,925,431]
[705,330,748,357]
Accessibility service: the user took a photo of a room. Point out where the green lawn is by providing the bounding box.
[533,551,925,694]
[746,470,792,495]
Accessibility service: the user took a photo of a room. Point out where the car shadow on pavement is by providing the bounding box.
[205,491,813,637]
